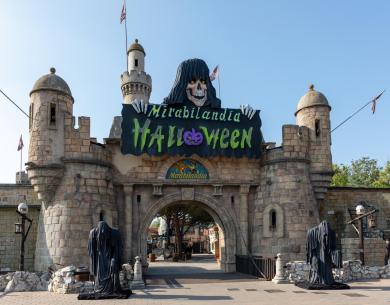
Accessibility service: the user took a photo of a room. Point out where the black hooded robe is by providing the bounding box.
[78,221,131,299]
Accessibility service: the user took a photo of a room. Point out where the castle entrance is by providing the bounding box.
[137,194,238,274]
[145,201,221,276]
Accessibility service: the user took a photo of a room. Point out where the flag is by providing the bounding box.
[17,135,24,151]
[120,2,126,24]
[371,90,385,114]
[210,65,219,81]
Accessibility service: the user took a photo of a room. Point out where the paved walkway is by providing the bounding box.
[1,279,390,305]
[2,256,389,304]
[146,253,222,275]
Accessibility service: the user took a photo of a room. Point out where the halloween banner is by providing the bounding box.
[121,104,263,158]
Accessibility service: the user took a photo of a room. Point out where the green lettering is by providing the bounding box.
[230,129,240,149]
[234,112,241,122]
[140,119,151,150]
[183,106,190,119]
[241,127,253,148]
[200,126,220,149]
[168,125,176,148]
[177,128,184,146]
[148,105,161,118]
[148,125,164,152]
[211,112,218,120]
[132,118,141,148]
[175,108,183,118]
[220,128,230,149]
[202,111,211,120]
[161,107,167,118]
[219,108,227,121]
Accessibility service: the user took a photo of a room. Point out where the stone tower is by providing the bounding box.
[295,84,332,200]
[27,67,72,202]
[27,68,114,271]
[120,39,152,104]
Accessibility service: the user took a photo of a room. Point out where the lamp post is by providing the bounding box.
[356,204,365,265]
[15,202,32,271]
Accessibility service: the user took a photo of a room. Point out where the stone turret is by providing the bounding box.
[295,84,332,200]
[27,67,72,202]
[120,39,152,104]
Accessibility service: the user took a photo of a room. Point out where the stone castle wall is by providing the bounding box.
[321,187,390,240]
[341,238,387,266]
[296,105,332,172]
[0,184,40,271]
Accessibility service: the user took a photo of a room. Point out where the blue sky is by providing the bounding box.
[0,1,389,182]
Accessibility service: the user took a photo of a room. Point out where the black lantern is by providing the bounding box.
[15,202,33,271]
[15,222,22,234]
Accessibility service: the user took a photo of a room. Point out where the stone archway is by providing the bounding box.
[138,191,238,272]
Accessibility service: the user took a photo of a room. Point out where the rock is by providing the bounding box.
[4,271,45,292]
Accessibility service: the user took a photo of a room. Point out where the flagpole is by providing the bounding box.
[124,1,128,71]
[20,147,22,175]
[331,90,385,133]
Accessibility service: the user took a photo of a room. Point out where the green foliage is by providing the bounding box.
[331,157,390,188]
[331,164,350,186]
[372,161,390,188]
[349,157,380,187]
[157,203,215,256]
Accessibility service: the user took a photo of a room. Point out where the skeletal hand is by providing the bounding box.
[132,99,148,114]
[240,104,256,120]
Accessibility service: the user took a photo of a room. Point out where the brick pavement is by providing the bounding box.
[1,279,390,305]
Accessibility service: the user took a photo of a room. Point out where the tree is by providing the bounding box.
[373,161,390,188]
[349,157,380,187]
[331,164,350,186]
[157,203,214,258]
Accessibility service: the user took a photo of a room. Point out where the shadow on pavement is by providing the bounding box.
[132,294,233,300]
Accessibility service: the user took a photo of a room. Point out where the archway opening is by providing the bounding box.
[145,201,226,275]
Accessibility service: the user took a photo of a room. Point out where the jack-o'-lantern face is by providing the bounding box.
[186,78,207,107]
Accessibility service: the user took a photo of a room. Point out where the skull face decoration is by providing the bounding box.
[186,78,207,107]
[163,58,221,108]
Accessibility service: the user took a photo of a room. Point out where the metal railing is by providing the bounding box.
[236,255,276,280]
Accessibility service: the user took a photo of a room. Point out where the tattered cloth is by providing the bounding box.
[78,221,132,300]
[295,221,349,290]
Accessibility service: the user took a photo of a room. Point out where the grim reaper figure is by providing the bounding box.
[78,221,132,299]
[296,220,349,290]
[163,58,221,108]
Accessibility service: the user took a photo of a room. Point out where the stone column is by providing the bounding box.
[123,184,134,262]
[239,184,250,255]
[272,253,288,284]
[130,256,145,289]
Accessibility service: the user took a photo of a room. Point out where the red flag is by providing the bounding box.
[120,3,126,24]
[371,90,385,114]
[17,135,24,151]
[210,65,219,81]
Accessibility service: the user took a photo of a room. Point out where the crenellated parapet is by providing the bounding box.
[120,70,152,103]
[63,114,111,163]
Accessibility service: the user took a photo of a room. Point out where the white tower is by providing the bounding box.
[120,39,152,104]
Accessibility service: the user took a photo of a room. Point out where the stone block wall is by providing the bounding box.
[29,91,73,165]
[64,115,111,163]
[341,238,387,266]
[295,106,332,173]
[251,158,319,262]
[0,207,39,271]
[321,187,390,242]
[34,162,116,271]
[321,187,390,267]
[286,260,390,283]
[281,125,310,160]
[0,184,40,271]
